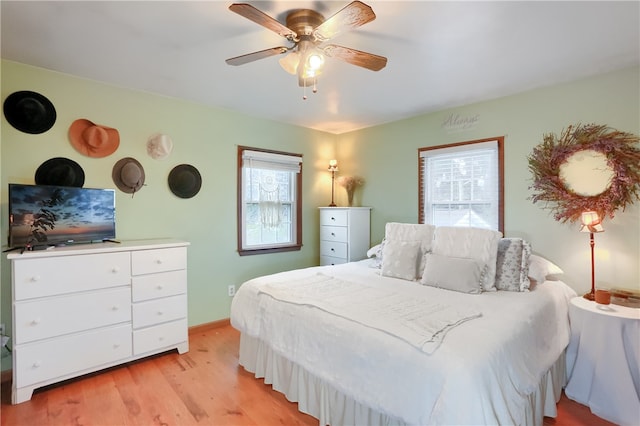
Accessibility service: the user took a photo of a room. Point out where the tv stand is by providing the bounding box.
[102,239,121,243]
[7,239,190,404]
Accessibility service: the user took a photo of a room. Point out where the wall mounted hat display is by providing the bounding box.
[147,133,173,160]
[3,90,57,134]
[168,164,202,199]
[69,118,120,158]
[112,157,145,195]
[35,157,85,187]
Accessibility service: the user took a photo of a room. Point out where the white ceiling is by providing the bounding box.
[2,1,638,134]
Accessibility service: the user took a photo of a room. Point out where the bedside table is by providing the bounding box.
[565,296,640,425]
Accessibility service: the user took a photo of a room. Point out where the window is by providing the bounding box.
[237,146,303,255]
[418,137,504,233]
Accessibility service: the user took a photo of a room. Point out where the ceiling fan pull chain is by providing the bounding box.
[303,80,308,100]
[313,78,318,94]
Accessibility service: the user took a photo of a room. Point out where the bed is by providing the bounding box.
[230,224,577,425]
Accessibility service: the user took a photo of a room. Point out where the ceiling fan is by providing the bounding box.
[226,1,388,99]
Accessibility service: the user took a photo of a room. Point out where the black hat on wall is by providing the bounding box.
[35,157,85,187]
[3,90,57,134]
[168,164,202,199]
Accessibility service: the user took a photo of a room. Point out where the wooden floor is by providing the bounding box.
[1,324,615,426]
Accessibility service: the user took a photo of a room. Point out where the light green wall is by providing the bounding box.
[1,61,639,373]
[338,66,640,294]
[1,60,338,340]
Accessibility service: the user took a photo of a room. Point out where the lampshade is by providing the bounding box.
[580,211,604,233]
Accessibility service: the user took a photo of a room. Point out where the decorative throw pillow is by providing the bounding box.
[495,238,531,291]
[384,222,436,276]
[420,253,485,294]
[528,254,564,283]
[367,240,385,269]
[381,239,422,281]
[432,226,503,292]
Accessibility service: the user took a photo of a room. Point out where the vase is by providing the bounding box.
[347,189,355,207]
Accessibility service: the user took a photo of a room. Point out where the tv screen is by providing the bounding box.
[8,184,116,248]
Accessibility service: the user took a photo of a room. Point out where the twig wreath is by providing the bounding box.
[528,123,640,223]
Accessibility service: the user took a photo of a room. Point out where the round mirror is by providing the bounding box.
[559,149,614,196]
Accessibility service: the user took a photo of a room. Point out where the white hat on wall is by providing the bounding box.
[146,133,173,160]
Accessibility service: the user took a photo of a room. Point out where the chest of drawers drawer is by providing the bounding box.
[132,270,187,302]
[12,252,131,300]
[133,294,187,329]
[320,241,348,259]
[132,247,187,275]
[14,324,132,388]
[133,318,188,356]
[320,209,348,226]
[14,287,131,344]
[320,225,348,243]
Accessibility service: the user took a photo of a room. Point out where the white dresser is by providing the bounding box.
[319,207,371,266]
[8,239,189,404]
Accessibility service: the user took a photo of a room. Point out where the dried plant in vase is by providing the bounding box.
[337,176,365,206]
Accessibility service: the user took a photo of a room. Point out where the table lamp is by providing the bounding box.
[580,211,604,300]
[328,160,338,207]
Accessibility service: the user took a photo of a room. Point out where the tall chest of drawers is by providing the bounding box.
[319,207,371,266]
[8,239,189,404]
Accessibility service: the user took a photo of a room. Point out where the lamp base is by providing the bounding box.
[583,291,595,301]
[328,203,336,207]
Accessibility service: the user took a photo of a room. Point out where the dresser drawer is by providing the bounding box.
[320,241,348,259]
[133,294,187,329]
[320,255,348,266]
[14,287,131,344]
[320,209,348,226]
[12,252,131,301]
[14,324,132,388]
[133,318,188,356]
[131,247,187,276]
[320,225,348,243]
[132,270,187,302]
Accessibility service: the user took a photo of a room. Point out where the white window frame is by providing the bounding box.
[237,146,303,255]
[418,137,504,233]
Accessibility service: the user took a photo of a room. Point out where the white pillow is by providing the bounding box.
[420,253,485,294]
[528,254,564,283]
[381,239,422,281]
[384,223,436,276]
[495,238,532,292]
[367,240,385,269]
[432,226,503,291]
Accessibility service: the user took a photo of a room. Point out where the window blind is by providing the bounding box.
[242,150,302,173]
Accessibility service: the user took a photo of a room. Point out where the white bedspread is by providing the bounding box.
[259,273,482,353]
[231,260,577,425]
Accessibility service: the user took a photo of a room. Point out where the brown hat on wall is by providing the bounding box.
[112,157,145,195]
[69,119,120,158]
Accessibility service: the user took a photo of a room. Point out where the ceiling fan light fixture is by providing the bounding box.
[279,51,300,75]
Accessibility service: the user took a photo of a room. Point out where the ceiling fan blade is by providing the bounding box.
[226,47,289,66]
[323,44,387,71]
[229,3,297,40]
[313,1,376,41]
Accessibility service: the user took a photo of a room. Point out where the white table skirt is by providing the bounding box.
[565,296,640,425]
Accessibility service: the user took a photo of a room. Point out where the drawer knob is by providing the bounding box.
[331,217,336,221]
[331,232,336,236]
[157,285,164,290]
[155,259,163,264]
[33,361,42,369]
[30,275,41,282]
[111,266,120,273]
[112,305,119,311]
[157,311,164,316]
[330,248,335,252]
[31,318,41,325]
[113,343,120,349]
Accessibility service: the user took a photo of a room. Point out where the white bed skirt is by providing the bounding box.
[239,333,566,426]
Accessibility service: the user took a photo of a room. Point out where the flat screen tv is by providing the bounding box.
[8,183,116,248]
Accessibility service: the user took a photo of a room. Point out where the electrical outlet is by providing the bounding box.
[228,285,236,297]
